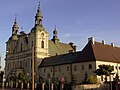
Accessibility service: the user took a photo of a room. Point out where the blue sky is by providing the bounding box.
[0,0,120,69]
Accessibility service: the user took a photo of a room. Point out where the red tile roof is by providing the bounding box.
[40,41,120,67]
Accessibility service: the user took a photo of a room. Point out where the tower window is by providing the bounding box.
[41,41,44,48]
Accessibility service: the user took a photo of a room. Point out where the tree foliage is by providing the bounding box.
[18,72,28,83]
[95,64,114,76]
[83,73,98,84]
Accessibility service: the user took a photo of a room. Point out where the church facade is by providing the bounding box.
[5,3,75,80]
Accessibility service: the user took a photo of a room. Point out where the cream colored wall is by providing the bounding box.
[96,61,120,82]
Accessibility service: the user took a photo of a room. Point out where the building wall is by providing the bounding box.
[5,26,49,80]
[39,61,97,84]
[39,60,120,84]
[96,60,120,82]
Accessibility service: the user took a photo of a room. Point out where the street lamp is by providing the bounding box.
[32,45,34,90]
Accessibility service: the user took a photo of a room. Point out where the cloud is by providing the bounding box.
[63,33,71,37]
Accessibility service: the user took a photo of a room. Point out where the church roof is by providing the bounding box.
[40,41,120,67]
[48,40,75,56]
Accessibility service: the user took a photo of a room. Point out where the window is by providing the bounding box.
[119,67,120,70]
[41,41,44,48]
[21,43,22,51]
[44,68,46,73]
[89,64,92,69]
[59,67,61,71]
[74,66,77,71]
[20,61,22,68]
[41,33,44,37]
[112,66,114,70]
[26,62,27,68]
[67,66,69,71]
[82,65,84,70]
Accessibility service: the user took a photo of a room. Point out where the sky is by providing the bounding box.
[0,0,120,69]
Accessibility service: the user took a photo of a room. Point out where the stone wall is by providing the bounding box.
[72,84,110,90]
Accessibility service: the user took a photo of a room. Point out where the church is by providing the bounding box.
[5,3,75,81]
[5,2,120,84]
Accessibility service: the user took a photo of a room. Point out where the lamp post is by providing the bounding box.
[32,45,34,90]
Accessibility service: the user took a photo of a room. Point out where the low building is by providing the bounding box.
[39,37,120,84]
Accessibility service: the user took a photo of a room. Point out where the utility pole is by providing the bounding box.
[32,44,34,90]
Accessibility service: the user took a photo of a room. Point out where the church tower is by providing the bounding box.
[30,2,49,69]
[35,2,43,26]
[51,26,59,44]
[12,15,19,40]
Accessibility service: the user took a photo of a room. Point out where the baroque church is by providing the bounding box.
[5,2,120,84]
[5,3,75,80]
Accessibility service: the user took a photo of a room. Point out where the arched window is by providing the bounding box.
[41,41,44,48]
[41,33,44,37]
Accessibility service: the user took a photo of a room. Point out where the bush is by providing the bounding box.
[87,75,98,84]
[83,74,99,84]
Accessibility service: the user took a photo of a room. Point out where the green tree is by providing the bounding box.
[95,64,114,82]
[18,72,28,83]
[83,73,98,84]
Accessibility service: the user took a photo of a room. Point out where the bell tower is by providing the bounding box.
[35,1,43,26]
[12,15,19,40]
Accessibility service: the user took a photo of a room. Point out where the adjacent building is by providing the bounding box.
[39,37,120,84]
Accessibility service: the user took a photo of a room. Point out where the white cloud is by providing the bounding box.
[63,33,71,37]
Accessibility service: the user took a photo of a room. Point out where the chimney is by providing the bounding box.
[111,43,115,47]
[88,37,95,44]
[102,40,105,45]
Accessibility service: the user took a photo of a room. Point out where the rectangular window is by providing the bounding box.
[67,66,69,71]
[59,67,61,71]
[82,65,84,70]
[89,64,92,69]
[44,68,46,73]
[112,66,114,70]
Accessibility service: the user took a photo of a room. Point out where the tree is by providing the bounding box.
[83,73,98,84]
[95,64,114,82]
[18,72,28,83]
